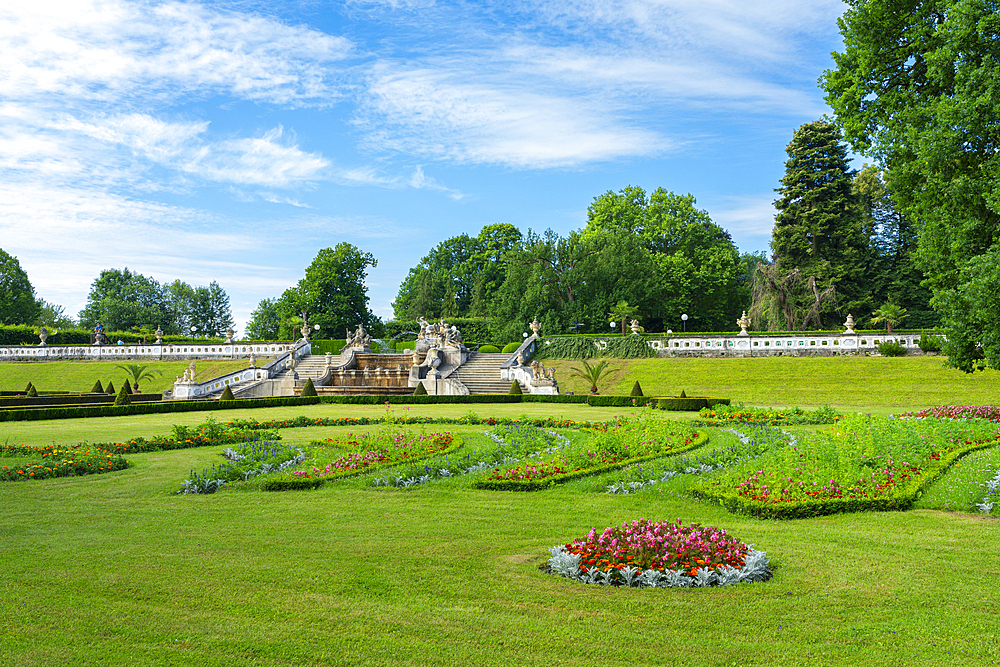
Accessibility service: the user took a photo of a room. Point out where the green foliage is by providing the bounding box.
[508,380,522,395]
[412,382,427,395]
[90,380,104,394]
[875,340,907,357]
[501,342,521,354]
[630,381,643,397]
[104,381,115,395]
[122,381,132,395]
[604,335,656,359]
[871,303,908,334]
[534,336,598,360]
[26,384,37,398]
[478,344,500,353]
[300,378,317,397]
[24,382,33,393]
[569,359,614,394]
[0,248,41,325]
[261,477,325,491]
[607,300,638,336]
[823,0,1000,371]
[114,364,162,392]
[219,385,235,401]
[918,333,943,353]
[697,404,841,426]
[114,386,131,406]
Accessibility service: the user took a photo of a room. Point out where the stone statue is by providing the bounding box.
[630,319,640,334]
[187,362,196,381]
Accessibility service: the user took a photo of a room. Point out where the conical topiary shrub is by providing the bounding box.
[300,378,317,397]
[122,381,133,395]
[91,380,104,394]
[24,382,33,393]
[412,381,428,395]
[114,385,131,406]
[105,381,116,395]
[630,381,643,397]
[27,385,38,397]
[679,389,687,398]
[508,380,523,395]
[219,385,235,401]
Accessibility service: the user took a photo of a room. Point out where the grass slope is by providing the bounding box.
[1,409,998,667]
[0,358,272,394]
[546,355,1000,410]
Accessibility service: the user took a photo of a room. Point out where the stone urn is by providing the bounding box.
[843,314,857,334]
[529,317,541,337]
[737,311,751,336]
[155,325,164,344]
[38,326,48,347]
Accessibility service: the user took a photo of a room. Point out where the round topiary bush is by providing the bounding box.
[502,342,521,354]
[478,344,501,353]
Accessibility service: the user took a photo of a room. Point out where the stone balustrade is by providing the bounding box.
[0,342,296,361]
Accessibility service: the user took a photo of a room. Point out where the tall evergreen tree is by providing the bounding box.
[769,121,868,325]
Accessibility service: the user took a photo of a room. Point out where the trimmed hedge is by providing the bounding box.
[693,437,1000,519]
[0,394,161,408]
[474,430,709,491]
[261,478,325,491]
[0,395,322,422]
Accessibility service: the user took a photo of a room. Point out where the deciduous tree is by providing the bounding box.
[0,249,41,325]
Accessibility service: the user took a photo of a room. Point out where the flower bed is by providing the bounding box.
[279,432,461,486]
[0,444,128,481]
[696,404,841,426]
[898,405,1000,422]
[475,417,706,491]
[546,519,771,588]
[693,414,1000,518]
[225,415,600,431]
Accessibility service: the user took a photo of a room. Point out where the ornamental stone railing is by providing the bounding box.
[167,341,311,400]
[0,342,298,361]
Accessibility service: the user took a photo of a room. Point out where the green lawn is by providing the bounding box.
[2,359,1000,665]
[0,358,272,394]
[547,355,1000,411]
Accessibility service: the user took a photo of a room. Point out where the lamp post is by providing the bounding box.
[681,314,688,333]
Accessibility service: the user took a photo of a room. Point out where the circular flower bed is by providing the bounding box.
[546,519,771,587]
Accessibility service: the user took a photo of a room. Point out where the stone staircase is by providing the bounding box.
[449,352,520,394]
[281,354,333,383]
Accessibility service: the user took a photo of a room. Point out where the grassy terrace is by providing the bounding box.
[2,357,1000,666]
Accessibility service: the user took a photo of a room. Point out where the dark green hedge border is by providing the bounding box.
[693,437,1000,519]
[0,393,730,422]
[0,393,162,408]
[473,430,709,491]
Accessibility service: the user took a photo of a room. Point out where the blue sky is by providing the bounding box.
[0,0,848,333]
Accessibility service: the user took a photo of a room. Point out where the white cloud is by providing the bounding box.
[0,0,354,108]
[359,64,671,168]
[708,195,778,252]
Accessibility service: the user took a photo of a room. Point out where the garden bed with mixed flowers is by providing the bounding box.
[696,404,841,427]
[474,417,706,491]
[0,443,129,481]
[692,413,1000,518]
[258,430,462,491]
[545,519,771,588]
[898,405,1000,422]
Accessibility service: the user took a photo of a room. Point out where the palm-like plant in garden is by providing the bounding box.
[871,303,909,334]
[115,364,163,392]
[570,359,614,394]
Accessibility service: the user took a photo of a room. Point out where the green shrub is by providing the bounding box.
[26,385,37,398]
[261,477,325,491]
[680,390,687,398]
[300,378,317,397]
[605,335,657,359]
[478,344,500,353]
[918,333,943,352]
[630,381,643,397]
[501,342,521,354]
[534,337,598,360]
[91,380,104,394]
[122,381,133,395]
[24,382,33,393]
[219,385,235,401]
[508,380,523,395]
[412,382,427,395]
[113,386,131,406]
[105,381,115,395]
[875,340,907,357]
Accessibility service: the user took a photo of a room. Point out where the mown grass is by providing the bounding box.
[546,355,1000,410]
[2,405,1000,666]
[0,358,272,394]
